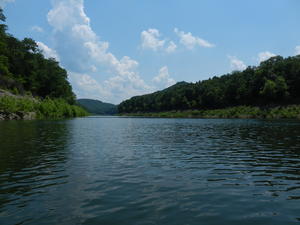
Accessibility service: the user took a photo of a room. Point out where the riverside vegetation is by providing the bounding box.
[120,105,300,119]
[0,9,88,119]
[0,94,88,120]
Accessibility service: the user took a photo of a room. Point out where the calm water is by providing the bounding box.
[0,118,300,225]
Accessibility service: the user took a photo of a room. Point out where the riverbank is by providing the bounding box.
[0,93,88,120]
[119,105,300,119]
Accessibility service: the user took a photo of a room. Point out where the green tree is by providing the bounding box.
[0,8,6,22]
[260,79,277,100]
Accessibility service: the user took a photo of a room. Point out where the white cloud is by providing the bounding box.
[47,0,90,32]
[174,28,215,50]
[31,26,44,33]
[104,72,151,102]
[37,41,60,61]
[295,46,300,55]
[228,56,247,71]
[141,27,214,53]
[0,0,14,7]
[70,72,112,101]
[140,28,176,53]
[165,41,177,53]
[46,0,152,103]
[71,70,153,103]
[258,51,276,63]
[153,66,176,88]
[141,28,165,51]
[90,65,97,72]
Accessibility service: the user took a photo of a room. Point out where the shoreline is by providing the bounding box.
[119,105,300,119]
[0,93,88,120]
[0,111,36,121]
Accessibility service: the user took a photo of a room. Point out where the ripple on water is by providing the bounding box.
[0,118,300,225]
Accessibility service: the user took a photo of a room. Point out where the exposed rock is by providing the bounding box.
[21,112,36,120]
[0,111,36,120]
[10,113,21,120]
[0,89,18,98]
[0,89,38,120]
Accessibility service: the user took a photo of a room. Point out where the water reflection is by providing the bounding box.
[0,120,71,214]
[0,118,300,225]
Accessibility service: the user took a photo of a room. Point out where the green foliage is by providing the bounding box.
[77,99,117,115]
[260,76,289,100]
[260,79,277,99]
[0,8,76,104]
[0,96,36,113]
[0,8,88,119]
[11,87,19,95]
[120,105,300,119]
[0,95,88,119]
[119,56,300,114]
[0,8,5,22]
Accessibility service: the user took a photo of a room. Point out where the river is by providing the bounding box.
[0,117,300,225]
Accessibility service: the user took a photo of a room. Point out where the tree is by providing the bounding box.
[260,79,277,100]
[118,55,300,113]
[0,8,77,104]
[0,8,6,22]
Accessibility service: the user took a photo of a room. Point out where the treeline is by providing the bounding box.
[119,55,300,113]
[0,8,75,104]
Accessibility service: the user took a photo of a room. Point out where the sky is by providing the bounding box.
[1,0,300,104]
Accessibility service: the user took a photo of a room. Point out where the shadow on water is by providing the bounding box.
[0,120,72,216]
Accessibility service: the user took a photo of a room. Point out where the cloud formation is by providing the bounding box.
[141,28,177,53]
[174,28,215,50]
[165,41,177,53]
[46,0,152,103]
[153,66,176,88]
[31,26,44,33]
[69,72,111,100]
[258,51,276,63]
[295,46,300,55]
[141,28,215,53]
[0,0,14,7]
[228,56,247,71]
[37,41,60,61]
[141,29,165,51]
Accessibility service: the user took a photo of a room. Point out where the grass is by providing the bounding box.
[0,95,88,119]
[119,105,300,119]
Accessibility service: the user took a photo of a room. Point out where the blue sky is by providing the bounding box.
[1,0,300,103]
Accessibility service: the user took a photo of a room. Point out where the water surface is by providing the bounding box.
[0,118,300,225]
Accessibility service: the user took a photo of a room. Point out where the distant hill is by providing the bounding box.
[77,99,117,115]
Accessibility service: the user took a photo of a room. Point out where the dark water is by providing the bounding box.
[0,118,300,225]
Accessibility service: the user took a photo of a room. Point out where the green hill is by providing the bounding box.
[77,99,117,115]
[118,55,300,114]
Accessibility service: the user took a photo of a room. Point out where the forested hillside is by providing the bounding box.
[77,99,117,115]
[0,8,87,119]
[119,55,300,113]
[0,8,75,104]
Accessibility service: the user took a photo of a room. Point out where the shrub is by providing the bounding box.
[0,95,88,119]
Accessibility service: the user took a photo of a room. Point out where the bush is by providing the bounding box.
[119,105,300,119]
[0,95,88,119]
